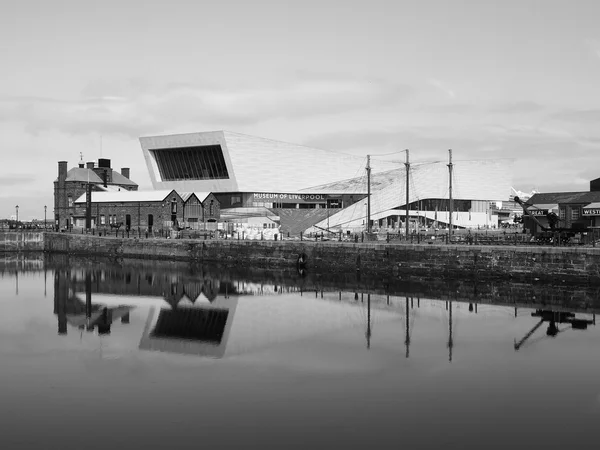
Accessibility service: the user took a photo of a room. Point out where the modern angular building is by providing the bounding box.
[139,131,513,232]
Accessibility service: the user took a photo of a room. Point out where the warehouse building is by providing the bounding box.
[72,190,220,234]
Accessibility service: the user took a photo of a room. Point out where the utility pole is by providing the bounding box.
[448,149,454,238]
[366,155,371,233]
[405,149,410,239]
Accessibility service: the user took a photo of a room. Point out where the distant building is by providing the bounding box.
[524,191,600,233]
[54,158,137,230]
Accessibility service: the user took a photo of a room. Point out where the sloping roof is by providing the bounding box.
[528,192,600,205]
[313,159,513,229]
[527,203,558,210]
[74,189,175,204]
[58,167,137,186]
[223,131,375,191]
[64,168,103,183]
[139,131,397,193]
[180,192,212,203]
[584,202,600,209]
[111,171,138,186]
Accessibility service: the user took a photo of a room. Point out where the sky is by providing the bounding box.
[2,0,600,220]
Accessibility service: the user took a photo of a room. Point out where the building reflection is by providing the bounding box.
[53,269,133,335]
[514,309,596,351]
[52,265,599,360]
[138,296,239,358]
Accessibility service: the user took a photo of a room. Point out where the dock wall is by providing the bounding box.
[41,233,600,284]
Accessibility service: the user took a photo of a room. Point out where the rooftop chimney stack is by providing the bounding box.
[86,162,95,169]
[98,158,111,168]
[58,161,68,182]
[78,162,84,168]
[121,168,130,179]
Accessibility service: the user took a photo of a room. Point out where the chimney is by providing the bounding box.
[58,161,68,182]
[121,168,130,179]
[78,162,84,168]
[98,158,111,169]
[102,169,108,188]
[86,161,95,169]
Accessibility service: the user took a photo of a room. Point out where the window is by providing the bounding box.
[572,207,580,221]
[100,215,105,225]
[559,207,566,220]
[231,195,241,205]
[209,200,214,216]
[68,196,73,207]
[151,145,230,181]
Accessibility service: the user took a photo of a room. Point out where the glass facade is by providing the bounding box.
[152,145,229,181]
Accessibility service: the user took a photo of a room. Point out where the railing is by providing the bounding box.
[49,226,600,247]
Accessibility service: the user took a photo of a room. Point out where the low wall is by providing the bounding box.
[43,233,600,284]
[0,231,45,252]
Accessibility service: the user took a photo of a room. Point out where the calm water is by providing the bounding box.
[1,254,599,450]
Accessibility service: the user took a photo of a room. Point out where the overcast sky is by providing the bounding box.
[2,0,600,220]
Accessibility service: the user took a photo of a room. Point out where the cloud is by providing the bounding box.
[584,38,600,59]
[488,101,545,114]
[550,109,600,125]
[0,174,36,187]
[0,76,413,138]
[428,78,456,99]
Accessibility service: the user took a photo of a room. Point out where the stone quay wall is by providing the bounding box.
[41,233,600,284]
[0,231,45,252]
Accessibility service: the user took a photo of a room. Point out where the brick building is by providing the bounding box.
[524,190,600,233]
[54,158,137,230]
[180,192,221,230]
[72,189,221,234]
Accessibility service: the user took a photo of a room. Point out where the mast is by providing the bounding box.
[366,294,371,349]
[405,296,410,358]
[405,149,410,239]
[448,300,453,362]
[366,155,371,233]
[448,149,453,237]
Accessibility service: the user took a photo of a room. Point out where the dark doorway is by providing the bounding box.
[148,214,154,232]
[125,214,131,231]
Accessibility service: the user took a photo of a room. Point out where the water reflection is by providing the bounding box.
[44,259,598,361]
[3,255,600,449]
[53,269,133,336]
[514,309,596,351]
[0,254,593,362]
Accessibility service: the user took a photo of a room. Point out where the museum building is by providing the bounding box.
[138,131,513,232]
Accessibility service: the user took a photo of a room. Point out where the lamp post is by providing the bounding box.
[44,205,47,229]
